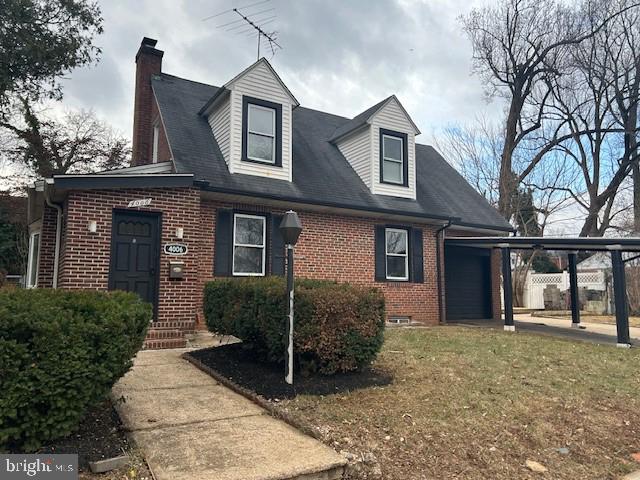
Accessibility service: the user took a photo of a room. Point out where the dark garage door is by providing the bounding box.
[445,246,492,321]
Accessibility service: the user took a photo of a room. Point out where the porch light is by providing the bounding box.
[279,210,303,385]
[88,220,97,233]
[175,227,184,239]
[279,210,302,246]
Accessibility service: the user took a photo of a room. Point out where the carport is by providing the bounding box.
[445,237,640,347]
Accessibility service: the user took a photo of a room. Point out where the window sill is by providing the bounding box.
[241,157,282,168]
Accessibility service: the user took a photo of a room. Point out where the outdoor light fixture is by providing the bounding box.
[88,220,97,234]
[279,210,302,385]
[175,227,184,239]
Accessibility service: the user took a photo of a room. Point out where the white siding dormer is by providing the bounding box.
[204,58,298,180]
[332,95,420,199]
[336,126,372,188]
[370,98,417,199]
[208,92,231,165]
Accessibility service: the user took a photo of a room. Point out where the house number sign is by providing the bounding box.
[164,243,188,255]
[127,198,152,208]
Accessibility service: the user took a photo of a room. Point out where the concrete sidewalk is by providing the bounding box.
[112,343,345,480]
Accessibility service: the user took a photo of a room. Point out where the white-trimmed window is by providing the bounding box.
[26,231,41,288]
[232,213,266,276]
[152,122,160,163]
[247,103,276,164]
[382,134,404,184]
[385,228,408,281]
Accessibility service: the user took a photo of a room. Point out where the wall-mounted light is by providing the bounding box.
[175,227,184,239]
[88,220,97,234]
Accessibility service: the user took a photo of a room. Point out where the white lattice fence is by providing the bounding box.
[524,271,605,309]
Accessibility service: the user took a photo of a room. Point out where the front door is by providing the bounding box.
[109,210,160,317]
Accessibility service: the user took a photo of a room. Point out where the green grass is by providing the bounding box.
[275,327,640,479]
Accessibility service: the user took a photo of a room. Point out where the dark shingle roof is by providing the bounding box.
[152,73,511,231]
[328,96,391,142]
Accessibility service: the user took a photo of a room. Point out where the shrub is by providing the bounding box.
[0,289,151,452]
[204,277,385,374]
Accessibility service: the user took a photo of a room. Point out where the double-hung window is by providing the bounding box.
[232,213,266,276]
[380,129,408,186]
[26,231,41,288]
[247,104,276,163]
[242,95,282,166]
[385,228,409,281]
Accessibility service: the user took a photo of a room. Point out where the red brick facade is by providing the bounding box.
[38,189,478,327]
[198,200,441,325]
[53,187,201,323]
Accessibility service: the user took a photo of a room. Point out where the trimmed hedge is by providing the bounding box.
[203,277,385,374]
[0,289,151,452]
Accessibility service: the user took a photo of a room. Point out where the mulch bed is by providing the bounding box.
[188,343,393,400]
[36,399,131,471]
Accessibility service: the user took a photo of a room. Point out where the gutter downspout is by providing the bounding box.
[435,220,453,324]
[44,182,62,289]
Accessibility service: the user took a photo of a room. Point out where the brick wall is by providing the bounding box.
[50,189,505,327]
[59,187,201,323]
[37,205,58,288]
[132,40,163,165]
[199,200,441,325]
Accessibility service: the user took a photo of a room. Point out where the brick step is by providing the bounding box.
[143,338,187,350]
[151,320,196,332]
[145,328,183,340]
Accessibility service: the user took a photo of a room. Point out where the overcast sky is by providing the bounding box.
[59,0,503,145]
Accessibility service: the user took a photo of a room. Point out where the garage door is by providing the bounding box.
[445,246,492,321]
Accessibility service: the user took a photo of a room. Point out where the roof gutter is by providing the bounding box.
[43,182,62,289]
[435,219,453,324]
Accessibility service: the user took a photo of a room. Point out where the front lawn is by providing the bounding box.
[274,327,640,479]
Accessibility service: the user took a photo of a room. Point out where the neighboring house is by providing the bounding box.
[27,38,511,348]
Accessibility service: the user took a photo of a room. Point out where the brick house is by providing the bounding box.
[26,38,511,348]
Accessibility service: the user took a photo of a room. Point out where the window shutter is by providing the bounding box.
[214,209,233,276]
[411,227,424,283]
[270,214,285,275]
[374,226,386,282]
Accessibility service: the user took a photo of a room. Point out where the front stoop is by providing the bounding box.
[143,320,196,350]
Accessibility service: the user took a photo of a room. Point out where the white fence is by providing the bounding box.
[523,271,606,309]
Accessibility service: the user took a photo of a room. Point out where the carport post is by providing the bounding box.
[611,250,631,347]
[501,246,515,331]
[568,253,580,328]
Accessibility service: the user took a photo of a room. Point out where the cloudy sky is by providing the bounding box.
[60,0,503,145]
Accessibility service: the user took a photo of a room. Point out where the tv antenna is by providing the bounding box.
[203,0,282,60]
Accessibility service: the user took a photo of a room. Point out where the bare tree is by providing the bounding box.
[0,99,130,186]
[436,116,503,207]
[461,0,638,221]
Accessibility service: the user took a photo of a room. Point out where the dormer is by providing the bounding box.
[331,96,420,199]
[200,58,299,181]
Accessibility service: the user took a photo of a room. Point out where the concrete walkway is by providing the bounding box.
[112,341,345,480]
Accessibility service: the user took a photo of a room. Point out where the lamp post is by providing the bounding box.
[279,210,302,385]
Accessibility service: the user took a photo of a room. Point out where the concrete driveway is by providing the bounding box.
[515,313,640,345]
[112,342,345,480]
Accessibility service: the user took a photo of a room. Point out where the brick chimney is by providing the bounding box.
[132,37,163,166]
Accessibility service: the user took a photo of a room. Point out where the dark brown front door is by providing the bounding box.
[109,210,160,316]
